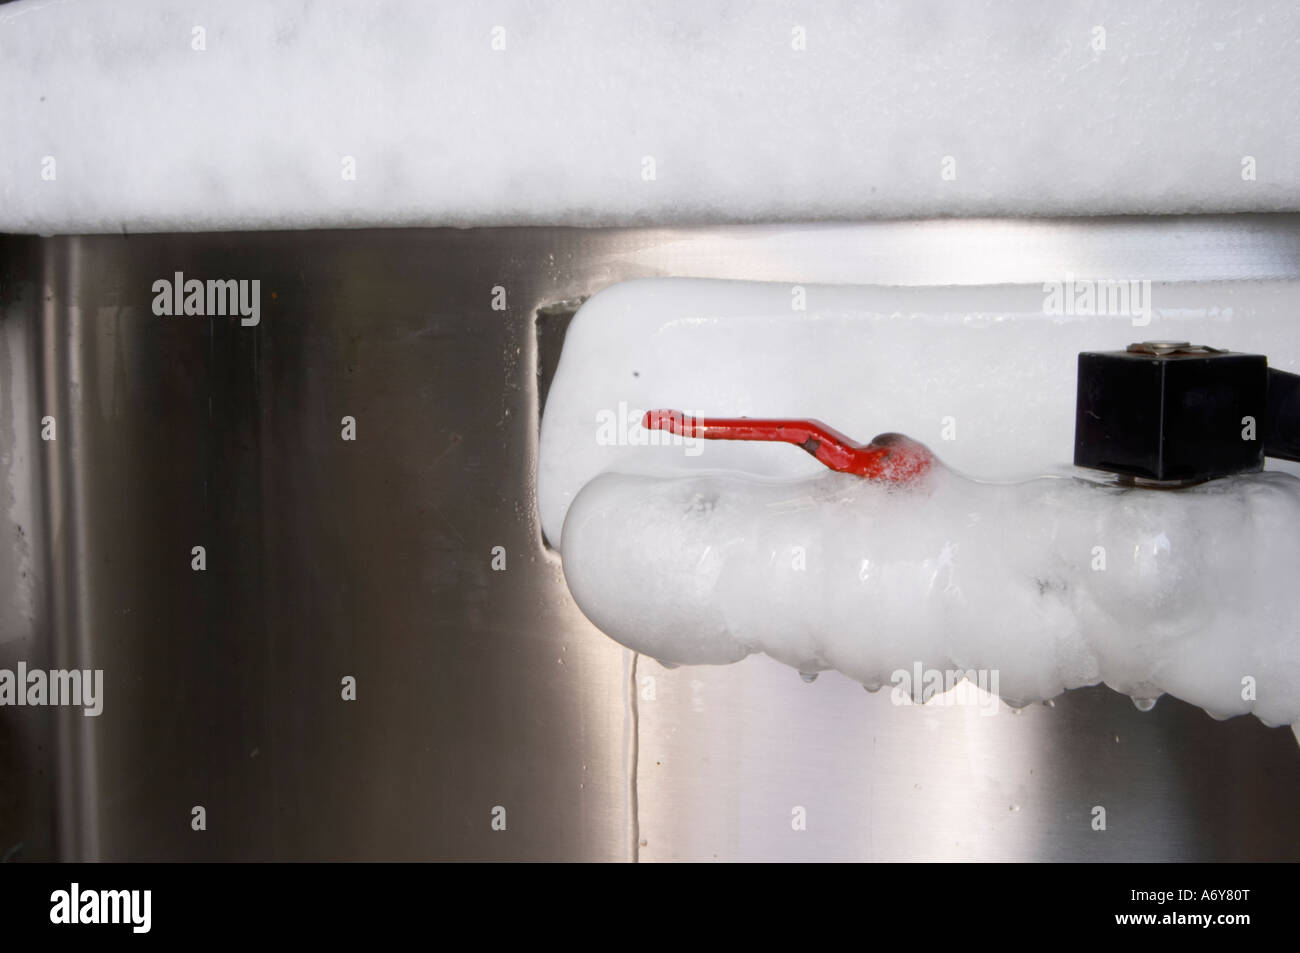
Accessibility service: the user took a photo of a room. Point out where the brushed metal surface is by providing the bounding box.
[2,216,1300,861]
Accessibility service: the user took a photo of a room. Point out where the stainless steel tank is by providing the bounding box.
[2,217,1299,861]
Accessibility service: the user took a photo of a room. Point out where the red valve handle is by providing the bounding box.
[642,410,933,483]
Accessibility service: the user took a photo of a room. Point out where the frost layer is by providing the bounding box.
[5,0,1300,232]
[561,464,1300,727]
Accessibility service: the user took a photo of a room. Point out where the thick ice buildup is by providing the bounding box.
[543,276,1300,731]
[537,278,1300,547]
[561,460,1300,728]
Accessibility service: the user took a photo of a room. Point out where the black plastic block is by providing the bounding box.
[1074,346,1267,482]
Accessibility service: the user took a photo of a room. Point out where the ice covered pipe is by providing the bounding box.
[562,415,1300,729]
[540,280,1300,734]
